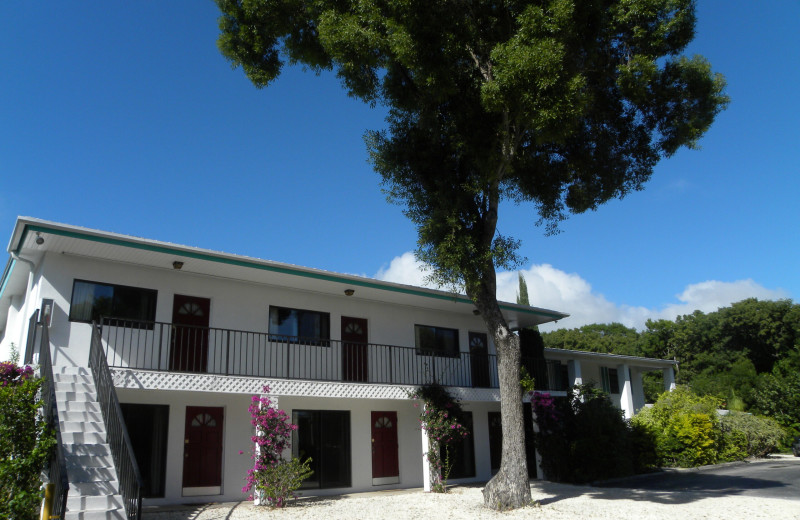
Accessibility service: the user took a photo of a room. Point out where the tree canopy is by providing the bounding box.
[216,0,727,508]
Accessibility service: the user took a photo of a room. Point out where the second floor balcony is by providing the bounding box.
[98,319,568,391]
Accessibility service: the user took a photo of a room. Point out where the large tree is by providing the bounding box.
[215,0,727,508]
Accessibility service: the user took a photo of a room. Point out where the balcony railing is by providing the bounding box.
[99,319,568,391]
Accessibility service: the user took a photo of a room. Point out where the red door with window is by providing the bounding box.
[469,332,491,387]
[183,406,224,489]
[170,295,210,372]
[342,317,368,382]
[371,411,399,483]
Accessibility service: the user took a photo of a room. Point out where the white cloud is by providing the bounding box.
[373,252,789,331]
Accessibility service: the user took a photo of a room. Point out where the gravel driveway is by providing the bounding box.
[144,458,800,520]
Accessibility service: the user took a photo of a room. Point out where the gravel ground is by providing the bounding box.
[144,461,800,520]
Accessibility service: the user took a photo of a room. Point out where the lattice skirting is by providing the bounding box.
[111,368,502,401]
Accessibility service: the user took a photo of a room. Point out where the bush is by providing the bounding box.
[719,412,785,460]
[0,362,55,520]
[632,386,721,468]
[532,384,636,483]
[249,457,313,508]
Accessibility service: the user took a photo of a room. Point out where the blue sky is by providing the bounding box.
[1,1,797,331]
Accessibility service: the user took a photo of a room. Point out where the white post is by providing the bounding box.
[663,366,676,391]
[253,393,279,505]
[567,359,582,387]
[631,369,645,413]
[530,404,544,480]
[618,364,634,420]
[420,404,432,492]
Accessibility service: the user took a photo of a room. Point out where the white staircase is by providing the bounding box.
[54,366,127,519]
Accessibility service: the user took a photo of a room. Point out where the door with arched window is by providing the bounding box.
[342,316,368,382]
[182,406,223,494]
[170,295,210,372]
[371,411,399,485]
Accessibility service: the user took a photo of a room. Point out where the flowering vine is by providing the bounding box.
[242,385,312,507]
[408,383,469,492]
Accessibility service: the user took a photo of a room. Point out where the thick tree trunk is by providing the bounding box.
[477,300,531,509]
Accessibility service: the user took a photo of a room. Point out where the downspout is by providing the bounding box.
[11,253,37,352]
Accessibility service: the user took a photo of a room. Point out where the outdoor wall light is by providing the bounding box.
[344,289,355,296]
[35,232,44,245]
[172,261,184,270]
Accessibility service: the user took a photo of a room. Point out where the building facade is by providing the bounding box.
[0,217,676,514]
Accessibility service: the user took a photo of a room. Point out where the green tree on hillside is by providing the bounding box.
[215,0,727,508]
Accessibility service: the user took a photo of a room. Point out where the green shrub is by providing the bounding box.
[251,458,314,508]
[632,386,721,468]
[532,384,637,483]
[0,362,55,520]
[719,412,785,459]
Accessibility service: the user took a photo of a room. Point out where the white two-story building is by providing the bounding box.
[0,217,677,518]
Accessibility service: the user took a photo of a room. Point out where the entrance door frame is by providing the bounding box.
[182,405,224,496]
[170,294,211,373]
[341,316,368,382]
[371,410,400,485]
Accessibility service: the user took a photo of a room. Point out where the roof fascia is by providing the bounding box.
[544,347,678,367]
[10,218,568,321]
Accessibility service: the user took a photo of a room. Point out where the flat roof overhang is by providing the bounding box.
[3,217,569,330]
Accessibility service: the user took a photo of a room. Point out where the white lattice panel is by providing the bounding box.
[111,368,504,402]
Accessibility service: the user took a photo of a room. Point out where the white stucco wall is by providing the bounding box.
[116,385,501,505]
[30,252,495,375]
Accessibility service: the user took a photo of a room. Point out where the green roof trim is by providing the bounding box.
[15,223,565,320]
[0,258,15,301]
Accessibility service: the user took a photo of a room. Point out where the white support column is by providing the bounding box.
[567,359,582,387]
[631,369,645,413]
[618,364,634,420]
[421,405,431,492]
[530,406,544,480]
[663,366,676,391]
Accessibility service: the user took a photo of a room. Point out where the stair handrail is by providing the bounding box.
[89,321,143,520]
[36,316,70,518]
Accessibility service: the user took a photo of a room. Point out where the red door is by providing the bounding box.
[469,332,491,387]
[183,406,224,488]
[342,317,368,382]
[170,295,210,372]
[371,411,399,481]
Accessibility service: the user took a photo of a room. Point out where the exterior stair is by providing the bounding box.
[53,366,127,519]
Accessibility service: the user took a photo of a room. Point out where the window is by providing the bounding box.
[415,325,459,357]
[292,410,351,489]
[268,306,330,345]
[601,367,620,394]
[69,280,156,325]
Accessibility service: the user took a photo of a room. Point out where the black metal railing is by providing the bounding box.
[23,309,40,365]
[99,318,567,391]
[89,324,143,520]
[36,317,70,519]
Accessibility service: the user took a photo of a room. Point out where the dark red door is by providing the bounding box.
[183,406,223,488]
[469,332,491,387]
[371,411,399,480]
[170,295,210,372]
[342,317,368,382]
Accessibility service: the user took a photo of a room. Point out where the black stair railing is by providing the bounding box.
[35,315,70,519]
[89,323,143,520]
